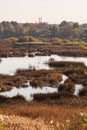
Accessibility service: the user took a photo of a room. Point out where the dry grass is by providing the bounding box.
[0,99,85,130]
[0,42,87,57]
[0,41,87,129]
[48,61,85,68]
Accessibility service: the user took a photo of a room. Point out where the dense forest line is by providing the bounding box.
[0,21,87,41]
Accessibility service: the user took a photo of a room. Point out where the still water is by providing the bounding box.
[0,86,58,101]
[0,75,84,101]
[0,75,67,101]
[0,55,87,75]
[0,54,85,100]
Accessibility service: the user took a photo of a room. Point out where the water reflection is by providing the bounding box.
[0,54,85,100]
[0,55,87,75]
[0,86,58,101]
[0,75,84,101]
[59,75,68,84]
[74,84,84,96]
[0,56,51,75]
[0,74,66,101]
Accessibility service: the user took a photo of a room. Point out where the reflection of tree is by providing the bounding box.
[37,56,41,69]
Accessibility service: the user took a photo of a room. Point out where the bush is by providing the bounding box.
[3,37,18,44]
[18,36,40,42]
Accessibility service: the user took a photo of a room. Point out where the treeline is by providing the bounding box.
[0,21,87,40]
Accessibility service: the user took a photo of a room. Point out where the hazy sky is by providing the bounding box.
[0,0,87,24]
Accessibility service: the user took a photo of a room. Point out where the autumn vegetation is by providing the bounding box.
[0,21,87,129]
[0,21,87,41]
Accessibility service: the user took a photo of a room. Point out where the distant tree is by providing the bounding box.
[72,23,81,39]
[0,20,87,41]
[73,23,79,29]
[58,21,72,39]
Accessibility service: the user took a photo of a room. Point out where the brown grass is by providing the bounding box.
[79,87,87,96]
[0,42,87,57]
[48,61,85,68]
[0,98,85,130]
[58,79,75,93]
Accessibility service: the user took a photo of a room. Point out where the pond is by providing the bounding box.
[0,54,87,75]
[0,86,58,101]
[0,75,84,101]
[0,75,67,101]
[74,84,84,96]
[0,54,85,101]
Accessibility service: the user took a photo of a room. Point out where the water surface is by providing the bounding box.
[0,75,84,101]
[0,54,85,100]
[0,55,87,75]
[74,84,84,96]
[0,86,58,101]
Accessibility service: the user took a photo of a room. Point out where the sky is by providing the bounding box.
[0,0,87,24]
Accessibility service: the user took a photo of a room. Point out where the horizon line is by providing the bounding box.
[0,20,87,25]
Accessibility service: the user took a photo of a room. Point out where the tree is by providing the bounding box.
[58,21,72,39]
